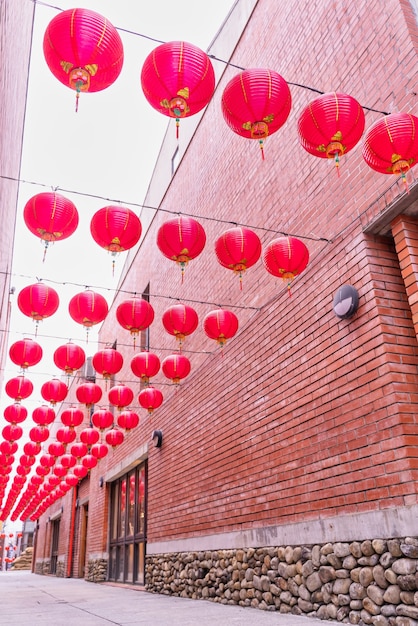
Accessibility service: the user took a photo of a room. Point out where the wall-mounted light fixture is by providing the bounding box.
[99,477,104,488]
[151,429,163,448]
[332,284,359,319]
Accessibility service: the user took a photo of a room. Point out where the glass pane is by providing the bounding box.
[110,483,118,540]
[109,546,116,580]
[135,542,145,585]
[117,546,125,582]
[137,467,146,535]
[119,478,127,538]
[127,473,135,536]
[126,543,134,583]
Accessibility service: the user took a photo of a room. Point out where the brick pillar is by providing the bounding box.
[391,214,418,341]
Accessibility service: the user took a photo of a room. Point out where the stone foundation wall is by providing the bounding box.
[34,560,50,575]
[56,560,65,578]
[146,538,418,625]
[86,558,107,582]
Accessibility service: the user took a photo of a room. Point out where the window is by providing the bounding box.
[108,462,147,584]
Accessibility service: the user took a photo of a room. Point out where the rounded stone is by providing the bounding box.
[360,567,375,587]
[367,584,385,606]
[363,597,381,616]
[361,540,375,556]
[392,560,417,576]
[350,582,367,600]
[383,585,401,604]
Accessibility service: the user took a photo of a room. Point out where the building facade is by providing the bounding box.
[31,0,418,623]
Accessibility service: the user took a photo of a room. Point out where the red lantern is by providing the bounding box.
[39,453,55,467]
[48,441,65,458]
[68,289,108,340]
[53,342,86,376]
[105,428,124,448]
[108,385,134,411]
[56,426,77,446]
[162,353,191,384]
[32,405,55,426]
[82,454,98,470]
[141,40,215,138]
[23,441,41,456]
[92,348,123,380]
[0,441,18,455]
[116,298,154,348]
[90,206,142,273]
[19,454,36,467]
[138,387,163,414]
[215,227,262,289]
[60,454,76,469]
[117,410,139,431]
[53,464,68,477]
[17,282,59,333]
[3,404,28,425]
[61,407,84,429]
[130,351,160,384]
[262,237,309,293]
[73,464,89,479]
[90,443,108,460]
[203,309,239,348]
[298,92,365,173]
[5,376,33,402]
[76,383,102,408]
[9,338,42,370]
[23,192,79,259]
[2,424,23,442]
[79,427,100,446]
[91,408,113,431]
[29,426,49,443]
[65,473,79,487]
[70,442,88,459]
[41,378,68,406]
[222,68,292,159]
[43,8,124,111]
[362,112,418,189]
[162,304,198,347]
[156,216,206,280]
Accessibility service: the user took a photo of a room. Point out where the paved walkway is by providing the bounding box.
[1,570,340,626]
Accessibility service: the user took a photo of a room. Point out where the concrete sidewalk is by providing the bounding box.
[0,570,340,626]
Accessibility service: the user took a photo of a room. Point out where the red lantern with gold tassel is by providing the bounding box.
[43,8,124,111]
[141,41,215,138]
[90,206,142,274]
[40,378,68,406]
[138,387,163,414]
[222,68,292,159]
[362,112,418,190]
[117,410,139,431]
[53,342,85,377]
[130,351,160,384]
[263,236,309,294]
[215,227,262,289]
[3,404,28,425]
[116,298,154,348]
[162,304,198,348]
[68,290,108,340]
[17,282,59,335]
[92,348,123,381]
[9,338,43,370]
[157,216,206,281]
[298,92,365,174]
[161,353,191,384]
[203,309,239,348]
[108,384,134,411]
[76,383,102,408]
[5,377,33,402]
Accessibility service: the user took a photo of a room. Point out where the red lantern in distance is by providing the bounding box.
[3,404,28,425]
[32,405,56,426]
[138,387,163,414]
[162,304,198,347]
[69,290,108,334]
[17,283,59,333]
[82,454,98,470]
[362,112,418,189]
[29,426,49,444]
[9,338,42,370]
[90,206,142,273]
[108,385,134,411]
[117,410,139,431]
[53,342,85,376]
[105,428,124,448]
[157,216,206,281]
[141,40,215,138]
[76,383,102,408]
[298,92,365,174]
[48,441,65,457]
[130,351,160,384]
[23,192,79,260]
[222,68,292,159]
[90,443,108,460]
[70,442,88,459]
[91,408,113,431]
[5,377,33,402]
[162,353,191,384]
[43,8,124,111]
[215,227,262,289]
[56,426,77,446]
[2,424,23,443]
[203,309,239,348]
[61,407,84,429]
[263,236,309,293]
[41,378,68,406]
[92,348,123,380]
[80,427,100,447]
[116,298,154,348]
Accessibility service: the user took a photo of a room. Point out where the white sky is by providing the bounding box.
[1,0,236,525]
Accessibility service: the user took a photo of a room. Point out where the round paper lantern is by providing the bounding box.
[92,348,123,380]
[70,442,88,459]
[156,216,206,280]
[17,282,59,331]
[2,424,23,443]
[56,426,77,445]
[23,441,41,456]
[73,464,89,479]
[298,92,365,173]
[43,8,124,110]
[69,290,108,334]
[105,428,124,448]
[90,206,142,272]
[61,407,84,428]
[40,453,55,468]
[53,342,86,376]
[5,377,33,402]
[116,298,154,347]
[60,454,76,469]
[32,405,56,426]
[262,236,309,293]
[76,383,102,408]
[214,227,262,289]
[141,40,215,137]
[222,68,292,159]
[9,338,43,370]
[65,473,79,487]
[19,454,36,467]
[48,442,66,458]
[130,351,160,383]
[23,192,79,259]
[1,441,18,455]
[79,427,100,446]
[162,304,198,346]
[108,384,134,410]
[82,454,98,470]
[91,408,113,431]
[117,410,139,431]
[161,353,191,384]
[138,387,163,414]
[3,404,28,425]
[362,112,418,188]
[29,426,49,444]
[90,443,108,460]
[40,378,68,406]
[203,309,239,347]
